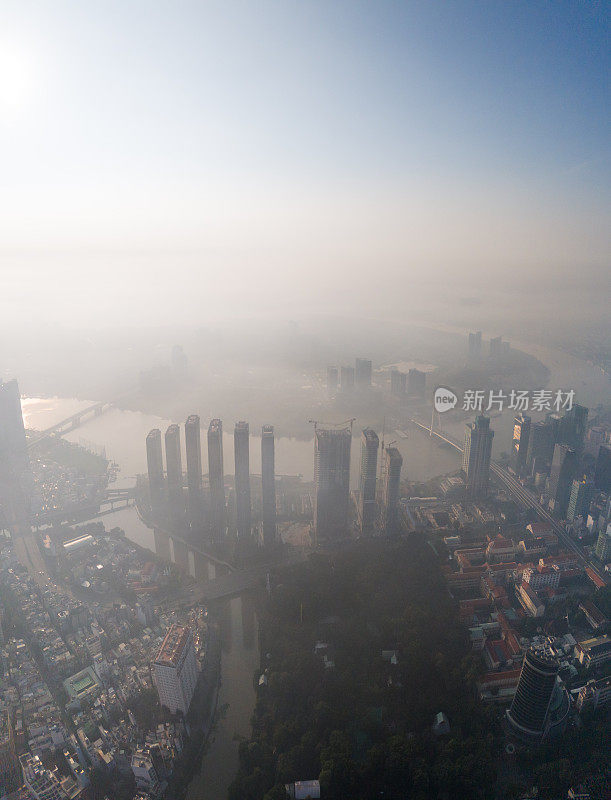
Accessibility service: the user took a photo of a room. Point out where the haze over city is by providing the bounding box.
[0,4,609,800]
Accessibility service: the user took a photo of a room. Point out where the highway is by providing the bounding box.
[410,418,607,585]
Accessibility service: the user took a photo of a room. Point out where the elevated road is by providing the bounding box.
[410,418,607,585]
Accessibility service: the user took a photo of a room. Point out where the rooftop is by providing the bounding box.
[154,625,191,667]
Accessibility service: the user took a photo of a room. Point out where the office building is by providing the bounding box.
[340,365,355,392]
[185,415,203,527]
[132,751,161,795]
[462,416,494,497]
[468,331,482,360]
[146,429,164,506]
[314,425,352,546]
[261,425,277,547]
[326,366,338,397]
[355,358,372,389]
[559,404,588,453]
[358,429,379,536]
[567,478,595,522]
[548,444,578,518]
[153,625,198,716]
[489,336,503,359]
[506,645,567,741]
[171,344,188,377]
[595,527,611,562]
[380,446,403,535]
[408,368,426,399]
[526,419,557,475]
[164,424,183,518]
[207,419,226,542]
[594,444,611,493]
[510,414,531,476]
[234,421,251,540]
[390,369,406,397]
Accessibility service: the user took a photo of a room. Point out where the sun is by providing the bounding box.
[0,43,34,113]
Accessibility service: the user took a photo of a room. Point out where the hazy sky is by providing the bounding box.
[0,1,609,326]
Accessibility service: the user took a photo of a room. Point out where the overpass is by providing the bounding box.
[410,417,607,585]
[31,487,136,528]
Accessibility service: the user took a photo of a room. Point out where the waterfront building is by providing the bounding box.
[379,445,403,535]
[146,429,164,507]
[314,425,352,546]
[165,424,183,520]
[340,365,355,392]
[234,421,251,540]
[185,415,203,528]
[207,419,226,543]
[358,429,378,536]
[462,416,494,497]
[407,368,426,399]
[261,425,277,547]
[326,366,338,397]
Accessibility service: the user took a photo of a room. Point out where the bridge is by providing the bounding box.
[410,417,607,586]
[27,389,138,450]
[31,487,136,528]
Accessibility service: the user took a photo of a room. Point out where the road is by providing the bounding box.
[410,418,607,586]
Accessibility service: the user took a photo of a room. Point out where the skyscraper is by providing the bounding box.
[152,625,198,716]
[506,646,567,741]
[326,366,339,397]
[358,428,378,536]
[164,424,183,520]
[146,429,164,507]
[468,331,482,360]
[462,416,494,497]
[548,443,578,518]
[340,365,355,392]
[407,368,426,399]
[261,425,277,547]
[594,527,611,562]
[526,418,557,476]
[207,419,226,543]
[559,404,588,454]
[380,445,403,535]
[566,477,595,522]
[510,414,531,476]
[355,358,372,389]
[489,336,503,359]
[594,444,611,493]
[234,421,251,540]
[184,415,203,528]
[390,369,406,397]
[314,425,352,546]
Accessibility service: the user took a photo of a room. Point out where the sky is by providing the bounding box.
[0,0,609,327]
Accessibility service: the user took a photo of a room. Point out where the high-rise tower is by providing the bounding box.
[234,421,251,540]
[548,443,578,518]
[355,358,372,389]
[380,446,403,535]
[146,429,164,508]
[184,415,203,528]
[510,414,531,476]
[359,429,379,536]
[207,419,226,543]
[261,425,277,547]
[164,424,183,520]
[462,416,494,497]
[506,646,568,741]
[314,425,352,546]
